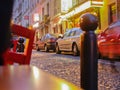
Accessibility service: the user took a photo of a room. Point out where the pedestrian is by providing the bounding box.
[0,0,14,65]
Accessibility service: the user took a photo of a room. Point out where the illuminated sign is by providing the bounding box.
[34,13,40,22]
[61,0,72,12]
[61,1,103,20]
[61,1,91,19]
[60,0,103,20]
[91,0,103,7]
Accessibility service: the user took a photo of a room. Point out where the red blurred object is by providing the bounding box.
[24,15,29,20]
[3,24,35,65]
[97,21,120,59]
[12,39,18,52]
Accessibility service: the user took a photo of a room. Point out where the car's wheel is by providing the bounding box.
[44,45,49,52]
[98,51,108,60]
[56,44,61,54]
[36,45,40,51]
[72,44,79,56]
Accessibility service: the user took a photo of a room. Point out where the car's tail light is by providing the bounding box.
[48,38,56,42]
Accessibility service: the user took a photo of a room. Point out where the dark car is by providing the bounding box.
[36,33,58,52]
[97,21,120,59]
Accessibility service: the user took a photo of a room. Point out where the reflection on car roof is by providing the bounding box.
[109,20,120,28]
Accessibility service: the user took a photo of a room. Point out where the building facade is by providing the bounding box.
[12,0,120,42]
[12,0,23,25]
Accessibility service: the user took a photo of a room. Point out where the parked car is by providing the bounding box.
[97,21,120,59]
[55,28,83,56]
[36,33,58,52]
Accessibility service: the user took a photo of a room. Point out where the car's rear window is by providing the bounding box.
[75,30,82,35]
[72,28,82,36]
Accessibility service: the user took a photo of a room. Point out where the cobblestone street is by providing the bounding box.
[30,50,120,90]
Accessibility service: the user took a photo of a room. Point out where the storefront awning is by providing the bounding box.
[60,1,103,20]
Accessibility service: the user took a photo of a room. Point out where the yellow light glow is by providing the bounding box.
[91,1,104,7]
[24,39,29,54]
[61,1,91,19]
[92,1,103,5]
[32,66,41,88]
[60,1,103,20]
[61,83,70,90]
[32,66,40,79]
[74,1,91,15]
[33,22,39,28]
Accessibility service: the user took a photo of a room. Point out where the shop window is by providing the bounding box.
[109,3,117,24]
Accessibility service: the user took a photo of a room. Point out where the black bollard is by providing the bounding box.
[79,13,98,90]
[16,38,25,52]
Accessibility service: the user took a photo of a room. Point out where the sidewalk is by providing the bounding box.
[98,59,120,90]
[30,51,120,90]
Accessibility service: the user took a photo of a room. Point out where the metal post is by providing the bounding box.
[79,13,98,90]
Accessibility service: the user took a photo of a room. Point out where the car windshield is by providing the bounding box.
[63,30,71,38]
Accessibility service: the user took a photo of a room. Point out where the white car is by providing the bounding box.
[56,28,83,56]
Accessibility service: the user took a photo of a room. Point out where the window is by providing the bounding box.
[42,8,44,20]
[109,3,117,24]
[47,3,49,16]
[75,29,82,35]
[63,31,71,38]
[70,31,75,36]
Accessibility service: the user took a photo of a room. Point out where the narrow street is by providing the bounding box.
[30,50,120,90]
